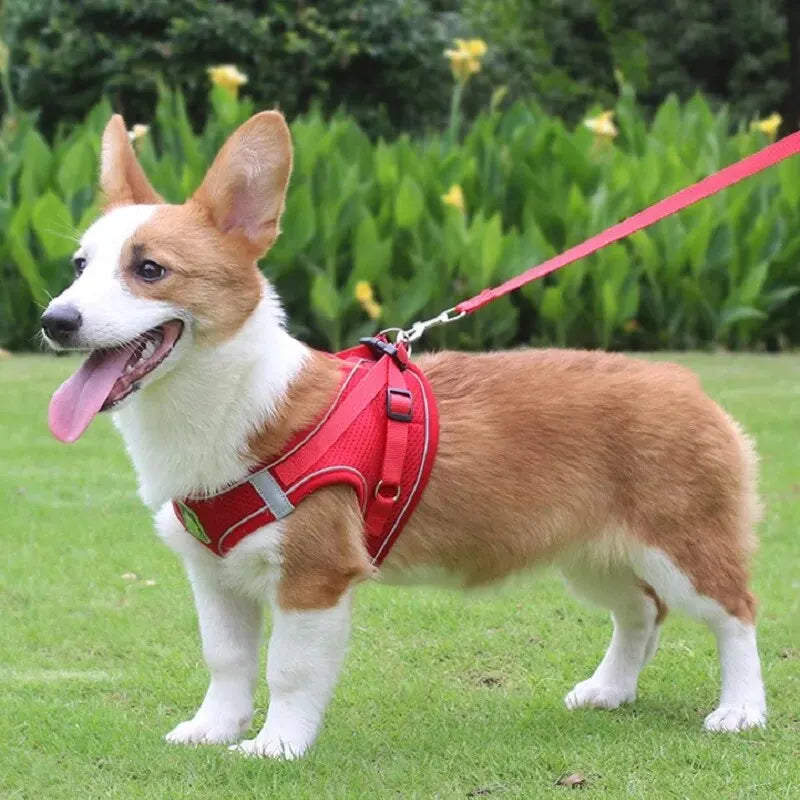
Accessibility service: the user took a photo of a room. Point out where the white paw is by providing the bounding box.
[565,678,636,710]
[703,704,766,733]
[229,735,309,760]
[165,716,249,745]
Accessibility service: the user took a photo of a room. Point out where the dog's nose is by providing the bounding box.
[41,305,83,344]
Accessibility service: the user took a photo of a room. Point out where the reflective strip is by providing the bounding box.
[249,469,294,519]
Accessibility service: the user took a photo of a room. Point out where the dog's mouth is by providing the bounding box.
[49,320,183,443]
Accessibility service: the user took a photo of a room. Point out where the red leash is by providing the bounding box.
[395,131,800,342]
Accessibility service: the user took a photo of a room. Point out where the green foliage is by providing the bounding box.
[2,0,792,141]
[462,0,789,126]
[2,82,800,353]
[1,0,456,140]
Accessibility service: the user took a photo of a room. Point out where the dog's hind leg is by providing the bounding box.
[631,544,766,732]
[560,560,667,711]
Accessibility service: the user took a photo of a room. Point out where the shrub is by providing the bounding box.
[460,0,790,126]
[2,0,456,140]
[2,1,792,141]
[2,81,799,354]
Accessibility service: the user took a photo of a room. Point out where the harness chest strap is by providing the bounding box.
[172,340,438,565]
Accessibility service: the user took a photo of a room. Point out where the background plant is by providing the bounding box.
[2,76,799,353]
[1,0,796,140]
[0,0,458,140]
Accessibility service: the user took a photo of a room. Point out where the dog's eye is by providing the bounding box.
[73,256,86,277]
[136,260,167,282]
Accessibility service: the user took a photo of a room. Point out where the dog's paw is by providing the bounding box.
[564,678,636,711]
[229,735,309,760]
[703,704,766,733]
[165,716,248,746]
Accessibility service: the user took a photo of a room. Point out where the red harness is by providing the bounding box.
[172,338,438,566]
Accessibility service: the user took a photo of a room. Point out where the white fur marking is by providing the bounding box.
[164,552,263,745]
[44,205,177,350]
[561,561,659,711]
[632,547,766,731]
[232,590,353,759]
[158,503,290,745]
[703,619,766,732]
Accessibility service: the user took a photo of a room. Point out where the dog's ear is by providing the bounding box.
[100,115,163,209]
[192,111,293,253]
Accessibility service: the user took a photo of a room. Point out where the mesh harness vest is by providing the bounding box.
[172,338,439,566]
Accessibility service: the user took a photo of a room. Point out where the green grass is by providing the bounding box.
[1,353,799,800]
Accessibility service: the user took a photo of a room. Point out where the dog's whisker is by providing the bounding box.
[39,222,82,245]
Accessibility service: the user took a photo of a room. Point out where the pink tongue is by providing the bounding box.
[48,348,132,443]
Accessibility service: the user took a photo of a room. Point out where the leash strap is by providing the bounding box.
[449,131,800,316]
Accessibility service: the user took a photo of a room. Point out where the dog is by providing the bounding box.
[41,111,767,758]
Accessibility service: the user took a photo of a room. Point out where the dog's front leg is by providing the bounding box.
[233,588,353,759]
[165,555,263,746]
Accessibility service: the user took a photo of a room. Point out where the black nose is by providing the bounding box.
[41,305,83,344]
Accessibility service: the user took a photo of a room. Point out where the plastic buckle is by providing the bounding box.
[359,336,409,370]
[386,387,413,422]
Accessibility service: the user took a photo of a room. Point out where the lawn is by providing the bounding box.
[1,352,799,799]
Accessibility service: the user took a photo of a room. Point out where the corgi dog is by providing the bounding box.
[41,111,766,758]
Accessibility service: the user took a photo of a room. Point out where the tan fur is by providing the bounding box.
[276,485,373,610]
[192,111,292,253]
[394,350,759,622]
[249,348,758,622]
[121,203,263,344]
[640,581,669,625]
[248,350,343,463]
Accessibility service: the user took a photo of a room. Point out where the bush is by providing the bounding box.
[2,0,456,140]
[464,0,789,126]
[2,81,800,354]
[2,1,792,141]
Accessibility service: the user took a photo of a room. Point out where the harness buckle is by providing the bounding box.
[359,336,409,369]
[386,387,413,422]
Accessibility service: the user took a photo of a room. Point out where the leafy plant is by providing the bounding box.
[2,81,799,354]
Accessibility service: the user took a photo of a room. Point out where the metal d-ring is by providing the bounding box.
[374,480,401,502]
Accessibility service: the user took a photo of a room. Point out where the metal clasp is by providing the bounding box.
[380,306,465,351]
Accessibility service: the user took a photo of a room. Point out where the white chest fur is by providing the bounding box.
[113,286,307,509]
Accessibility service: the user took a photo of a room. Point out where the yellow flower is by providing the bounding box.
[207,64,248,97]
[444,38,488,82]
[355,281,373,303]
[441,184,465,213]
[460,38,487,58]
[583,110,618,139]
[752,112,782,139]
[127,123,149,142]
[355,281,382,320]
[363,299,382,320]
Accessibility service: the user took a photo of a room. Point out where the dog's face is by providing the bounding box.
[43,112,292,442]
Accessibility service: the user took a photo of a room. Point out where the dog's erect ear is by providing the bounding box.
[192,111,293,253]
[100,115,163,209]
